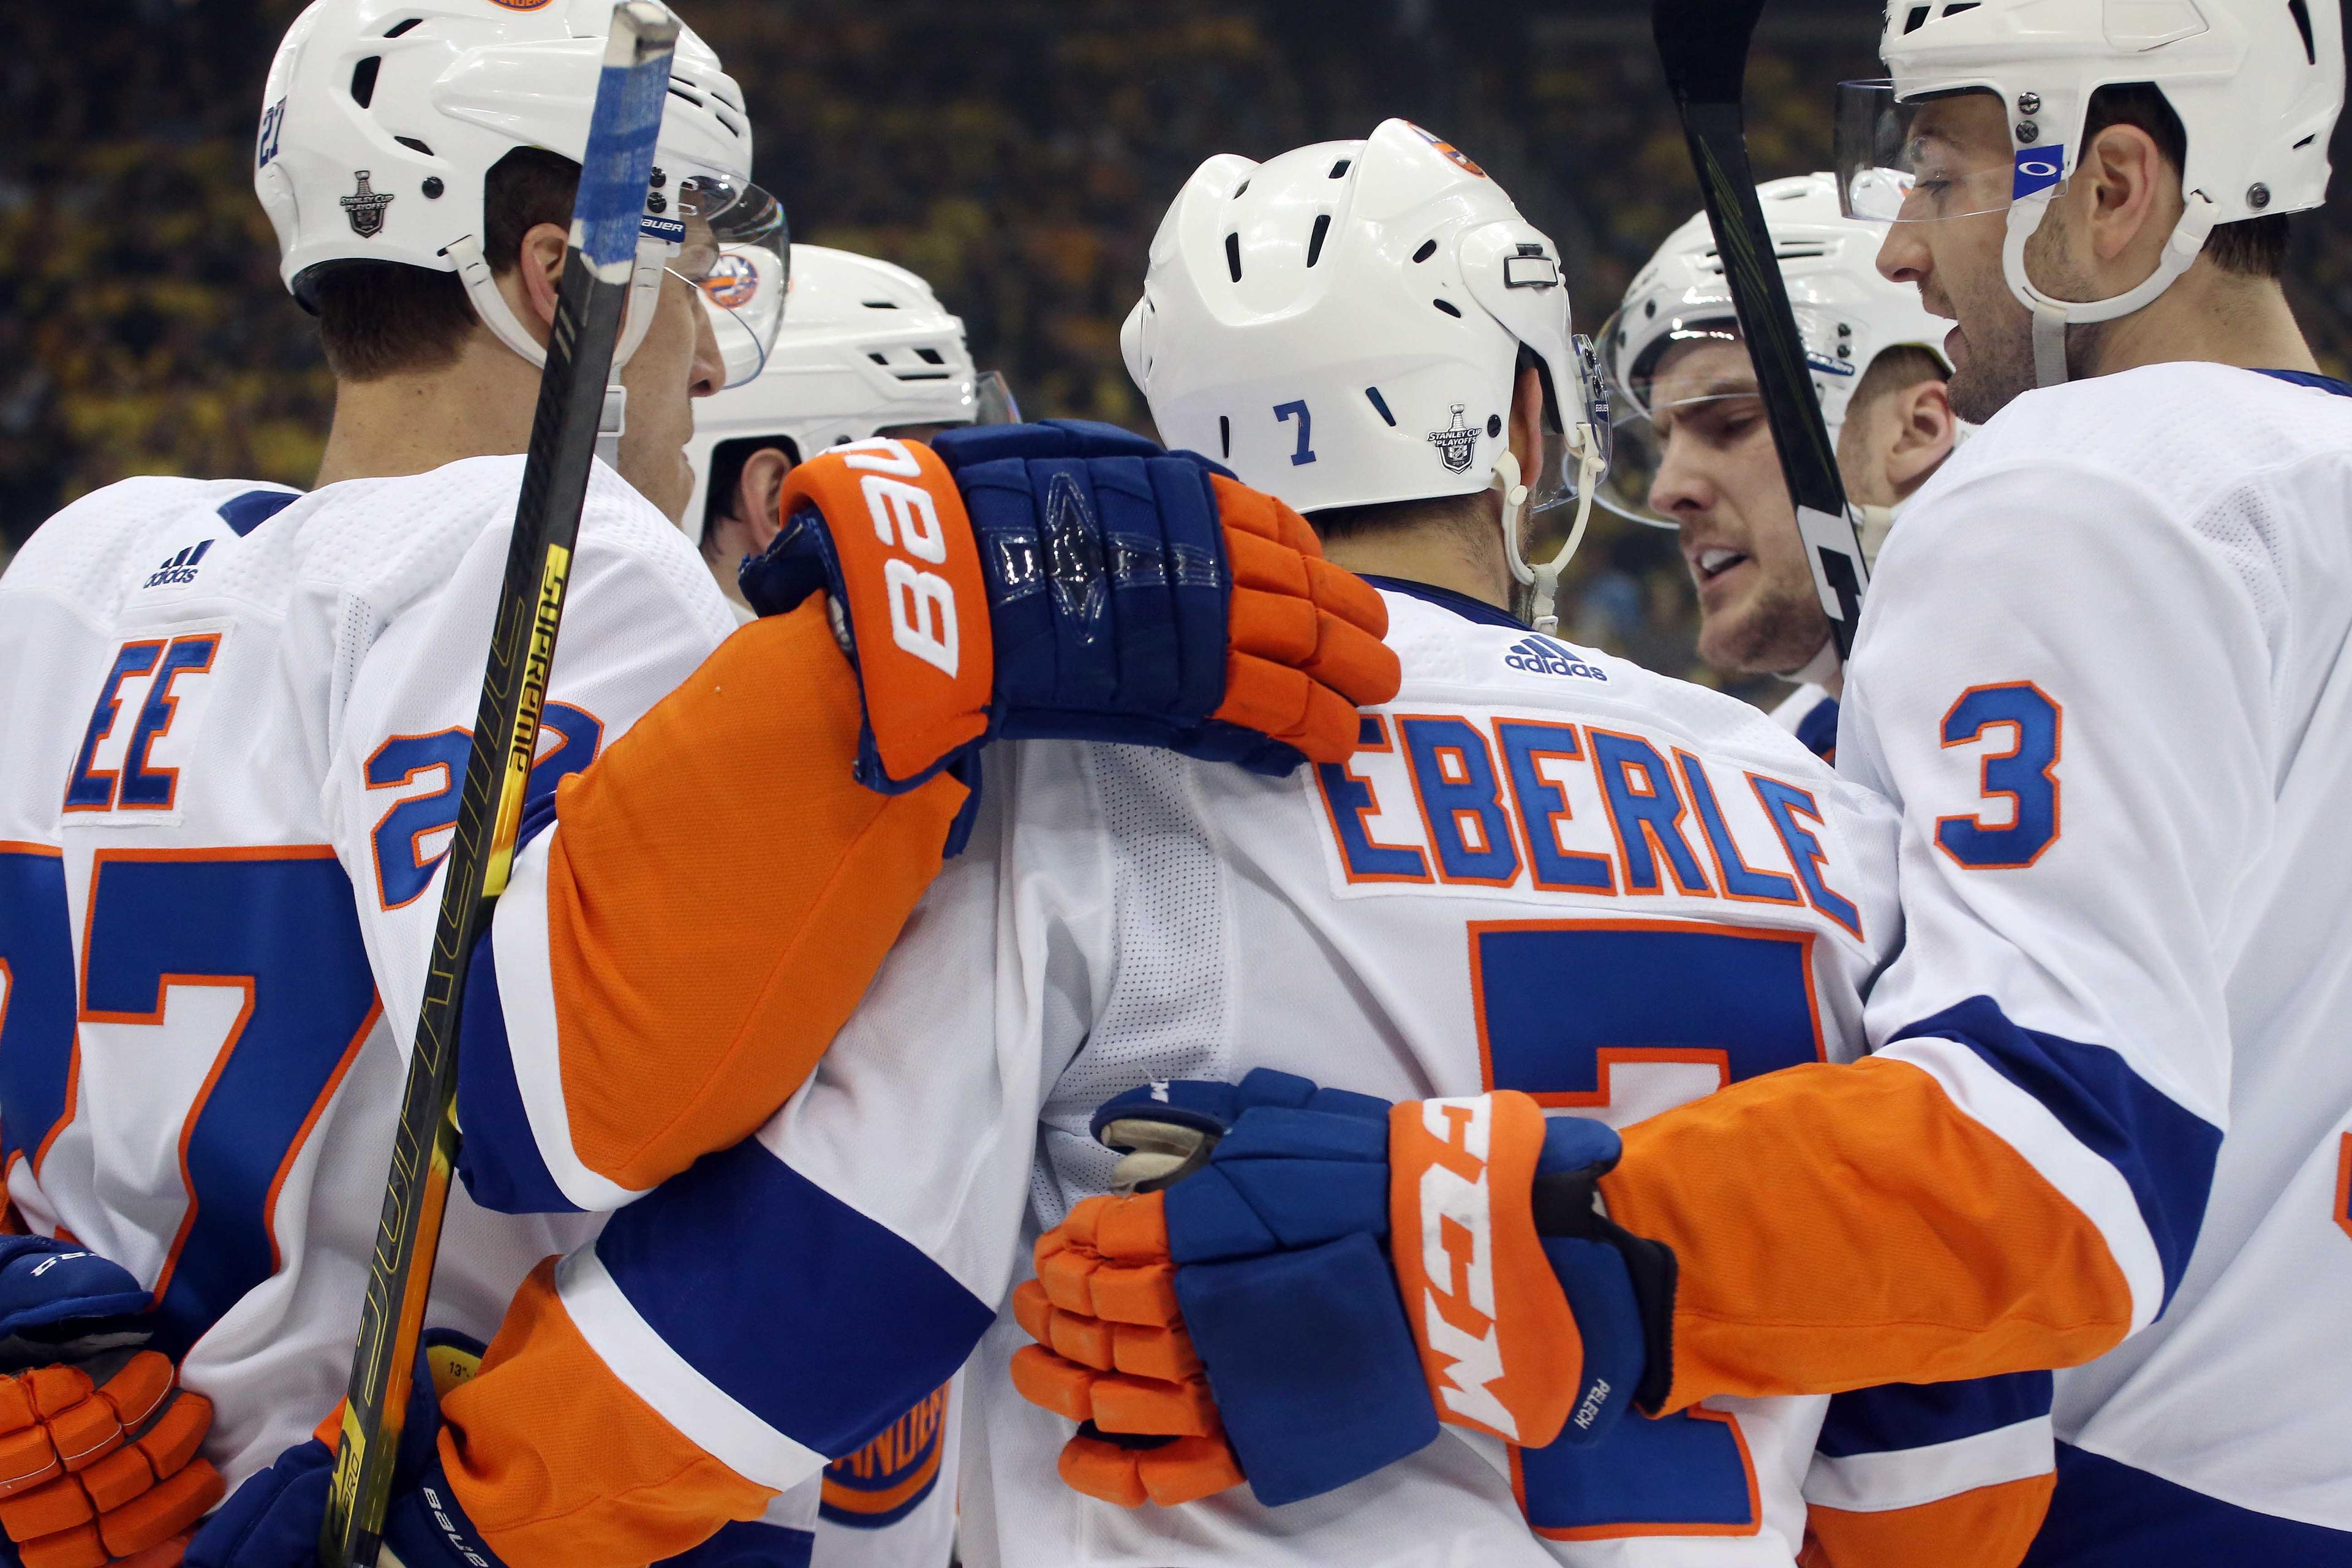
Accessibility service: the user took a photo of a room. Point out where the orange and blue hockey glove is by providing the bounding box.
[0,1238,224,1568]
[1009,1071,1676,1509]
[737,421,1398,847]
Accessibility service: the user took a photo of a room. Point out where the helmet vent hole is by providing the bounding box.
[868,352,890,366]
[1412,239,1438,263]
[395,136,434,157]
[382,17,422,37]
[1939,1,1978,14]
[1902,4,1930,31]
[1224,233,1243,283]
[1233,179,1251,198]
[2288,0,2316,62]
[915,347,946,365]
[2296,132,2318,148]
[1433,298,1462,318]
[1306,213,1331,268]
[1364,387,1396,427]
[1218,416,1232,458]
[863,299,900,309]
[350,56,382,108]
[1328,158,1351,179]
[668,83,706,109]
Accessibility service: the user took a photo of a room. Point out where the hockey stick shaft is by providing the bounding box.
[1653,0,1872,662]
[319,10,679,1566]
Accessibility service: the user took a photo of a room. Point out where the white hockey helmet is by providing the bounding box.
[1600,172,1952,527]
[1122,119,1610,631]
[1834,0,2342,386]
[255,0,786,388]
[682,243,1014,541]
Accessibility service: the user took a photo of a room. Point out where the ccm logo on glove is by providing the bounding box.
[1407,1098,1513,1437]
[1389,1091,1585,1449]
[840,440,962,678]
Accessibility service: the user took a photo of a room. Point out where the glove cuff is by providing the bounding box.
[769,440,996,789]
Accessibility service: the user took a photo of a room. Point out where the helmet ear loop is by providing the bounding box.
[2000,184,2218,389]
[1525,428,1604,636]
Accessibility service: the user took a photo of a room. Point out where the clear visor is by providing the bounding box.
[1515,334,1613,562]
[1594,309,1768,528]
[1834,81,2046,224]
[974,369,1022,425]
[676,176,790,389]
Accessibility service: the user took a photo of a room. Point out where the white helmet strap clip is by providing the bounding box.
[2002,186,2220,387]
[445,228,678,465]
[1497,418,1606,636]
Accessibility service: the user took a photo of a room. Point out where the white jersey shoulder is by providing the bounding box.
[0,459,730,1491]
[1839,361,2352,1531]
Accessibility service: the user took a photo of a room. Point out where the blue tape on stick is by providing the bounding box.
[575,54,670,269]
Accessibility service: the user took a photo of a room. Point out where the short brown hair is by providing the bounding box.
[1305,489,1491,546]
[2083,82,2290,279]
[1849,342,1947,417]
[309,148,580,382]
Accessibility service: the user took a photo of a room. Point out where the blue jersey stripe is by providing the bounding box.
[454,932,579,1215]
[1816,1371,2052,1458]
[2024,1444,2352,1566]
[450,789,582,1215]
[595,1137,996,1458]
[1892,997,2221,1306]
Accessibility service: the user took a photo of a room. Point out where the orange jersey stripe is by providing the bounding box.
[440,1261,774,1565]
[543,601,968,1194]
[1800,1472,2055,1568]
[1600,1056,2133,1410]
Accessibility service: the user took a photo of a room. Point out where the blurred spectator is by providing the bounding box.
[6,0,2347,700]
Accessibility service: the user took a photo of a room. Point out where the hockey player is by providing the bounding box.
[685,243,1014,617]
[399,119,2065,1566]
[1601,173,1958,756]
[1016,3,2352,1563]
[681,242,1012,1566]
[0,6,1395,1568]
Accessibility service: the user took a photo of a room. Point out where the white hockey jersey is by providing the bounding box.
[1830,363,2352,1555]
[563,581,1929,1566]
[0,461,959,1567]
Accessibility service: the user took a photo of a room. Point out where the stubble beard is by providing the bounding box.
[1948,208,2108,423]
[1700,573,1832,679]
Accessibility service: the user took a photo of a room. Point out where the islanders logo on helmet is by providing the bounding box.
[1407,122,1487,178]
[820,1382,950,1528]
[701,251,762,311]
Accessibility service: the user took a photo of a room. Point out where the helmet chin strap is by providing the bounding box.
[2001,187,2218,389]
[446,230,675,467]
[1498,423,1607,637]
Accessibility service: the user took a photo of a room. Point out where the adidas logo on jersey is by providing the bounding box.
[144,541,212,588]
[1504,635,1605,682]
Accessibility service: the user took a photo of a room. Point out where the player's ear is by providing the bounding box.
[512,221,571,336]
[1509,361,1546,483]
[2079,121,2174,268]
[737,445,796,551]
[1884,379,1956,495]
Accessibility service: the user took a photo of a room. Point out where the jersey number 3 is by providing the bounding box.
[1472,918,1830,1540]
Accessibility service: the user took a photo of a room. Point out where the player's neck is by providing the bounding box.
[313,334,542,488]
[2087,268,2317,381]
[1321,527,1515,614]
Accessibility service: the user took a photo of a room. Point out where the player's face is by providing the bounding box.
[1875,93,2037,423]
[617,225,729,524]
[1644,339,1830,676]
